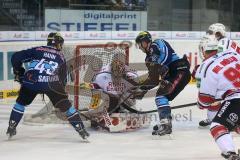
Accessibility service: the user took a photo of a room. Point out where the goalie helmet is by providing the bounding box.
[47,32,64,50]
[111,59,125,78]
[206,23,226,38]
[199,35,218,59]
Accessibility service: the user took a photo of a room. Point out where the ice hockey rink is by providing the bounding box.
[0,85,240,160]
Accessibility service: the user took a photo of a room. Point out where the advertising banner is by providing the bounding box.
[45,9,147,31]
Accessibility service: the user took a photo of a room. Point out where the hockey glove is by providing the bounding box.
[158,65,169,80]
[157,80,173,96]
[13,67,25,83]
[129,86,148,100]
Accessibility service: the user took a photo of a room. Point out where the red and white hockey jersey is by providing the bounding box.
[218,37,240,54]
[197,50,240,109]
[92,64,138,96]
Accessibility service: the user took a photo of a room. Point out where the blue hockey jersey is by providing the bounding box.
[142,39,180,87]
[145,39,179,65]
[11,46,67,91]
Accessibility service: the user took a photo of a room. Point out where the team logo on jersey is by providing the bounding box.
[229,113,238,123]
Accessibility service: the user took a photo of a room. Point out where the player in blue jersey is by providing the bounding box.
[135,31,191,136]
[6,32,89,140]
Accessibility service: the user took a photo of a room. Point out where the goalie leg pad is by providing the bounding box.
[100,113,151,132]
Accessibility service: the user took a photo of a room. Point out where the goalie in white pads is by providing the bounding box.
[80,58,151,132]
[197,35,240,159]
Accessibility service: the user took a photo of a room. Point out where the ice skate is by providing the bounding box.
[221,151,240,160]
[75,123,90,142]
[152,118,173,140]
[198,119,211,129]
[6,121,17,140]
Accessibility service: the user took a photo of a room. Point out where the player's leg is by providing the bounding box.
[46,84,89,139]
[152,70,191,136]
[152,94,172,136]
[199,108,219,128]
[210,99,240,159]
[7,86,37,138]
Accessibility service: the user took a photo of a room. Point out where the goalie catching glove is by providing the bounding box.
[13,67,25,83]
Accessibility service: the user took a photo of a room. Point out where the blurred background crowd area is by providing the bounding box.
[48,0,147,10]
[1,0,240,32]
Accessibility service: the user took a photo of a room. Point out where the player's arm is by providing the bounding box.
[197,69,219,109]
[11,48,34,70]
[11,48,34,82]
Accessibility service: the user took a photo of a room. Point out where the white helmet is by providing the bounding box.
[207,23,226,37]
[199,35,218,59]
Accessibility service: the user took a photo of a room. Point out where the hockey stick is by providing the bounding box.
[121,102,197,114]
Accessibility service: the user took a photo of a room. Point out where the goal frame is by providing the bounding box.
[73,43,130,109]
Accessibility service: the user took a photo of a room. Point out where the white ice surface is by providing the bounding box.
[0,85,240,160]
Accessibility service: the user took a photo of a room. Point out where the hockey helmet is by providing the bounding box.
[111,59,125,78]
[135,31,152,44]
[47,32,64,50]
[199,35,218,59]
[206,23,226,37]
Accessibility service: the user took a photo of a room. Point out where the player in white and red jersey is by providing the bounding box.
[194,35,223,127]
[197,35,240,159]
[197,23,240,127]
[207,23,240,54]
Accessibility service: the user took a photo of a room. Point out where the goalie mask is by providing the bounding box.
[47,32,64,50]
[206,23,226,39]
[199,35,218,60]
[111,59,125,78]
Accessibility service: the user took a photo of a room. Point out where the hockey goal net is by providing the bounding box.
[23,43,130,124]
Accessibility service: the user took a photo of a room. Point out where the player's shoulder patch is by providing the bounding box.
[149,42,160,55]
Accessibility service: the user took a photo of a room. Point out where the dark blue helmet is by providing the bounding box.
[47,32,64,49]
